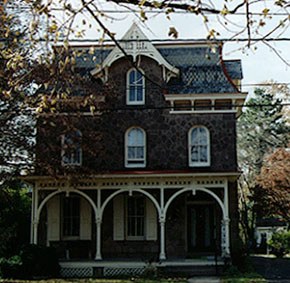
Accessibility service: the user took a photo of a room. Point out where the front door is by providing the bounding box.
[187,204,216,253]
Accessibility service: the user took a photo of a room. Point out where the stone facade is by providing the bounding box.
[30,24,247,267]
[36,54,238,175]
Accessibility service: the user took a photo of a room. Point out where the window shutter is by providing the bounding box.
[47,195,60,242]
[80,198,92,240]
[146,198,157,241]
[113,195,124,240]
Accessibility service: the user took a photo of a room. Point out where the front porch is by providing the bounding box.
[59,258,225,278]
[27,173,239,272]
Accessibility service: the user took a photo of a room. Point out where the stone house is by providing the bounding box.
[26,23,247,277]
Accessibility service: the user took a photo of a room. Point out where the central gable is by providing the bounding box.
[91,23,179,82]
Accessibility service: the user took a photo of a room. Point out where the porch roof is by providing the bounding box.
[22,170,241,185]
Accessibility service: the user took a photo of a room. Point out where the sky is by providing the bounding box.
[53,1,290,97]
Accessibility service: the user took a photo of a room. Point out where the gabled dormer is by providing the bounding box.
[90,23,179,83]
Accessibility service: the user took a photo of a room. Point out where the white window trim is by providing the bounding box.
[125,127,146,168]
[61,131,82,167]
[126,68,145,105]
[188,126,210,167]
[113,195,157,241]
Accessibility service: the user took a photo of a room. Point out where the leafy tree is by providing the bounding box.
[238,87,289,181]
[0,0,35,185]
[255,148,290,226]
[237,86,290,249]
[0,181,31,258]
[0,2,34,263]
[268,230,290,258]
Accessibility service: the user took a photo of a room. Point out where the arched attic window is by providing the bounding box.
[61,130,82,166]
[125,127,146,168]
[126,68,145,105]
[188,126,210,167]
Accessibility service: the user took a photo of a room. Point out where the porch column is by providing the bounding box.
[95,189,102,260]
[32,220,39,244]
[159,188,166,260]
[159,217,166,260]
[95,218,102,260]
[31,188,39,244]
[30,187,35,243]
[223,180,230,257]
[221,218,230,257]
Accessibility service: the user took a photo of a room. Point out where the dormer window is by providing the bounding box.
[127,68,145,105]
[188,126,210,167]
[61,130,82,166]
[125,127,146,168]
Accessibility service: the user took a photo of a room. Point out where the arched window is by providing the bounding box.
[125,127,146,167]
[61,130,82,166]
[127,68,145,105]
[188,126,210,167]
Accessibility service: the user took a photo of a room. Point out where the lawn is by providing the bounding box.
[0,278,269,283]
[221,271,267,283]
[0,279,187,283]
[221,278,267,283]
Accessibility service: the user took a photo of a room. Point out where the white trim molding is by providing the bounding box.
[125,127,146,168]
[165,92,248,116]
[90,23,179,82]
[188,126,210,167]
[126,68,145,105]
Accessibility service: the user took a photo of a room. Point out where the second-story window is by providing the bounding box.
[125,127,146,168]
[189,126,210,167]
[127,68,145,105]
[61,130,82,166]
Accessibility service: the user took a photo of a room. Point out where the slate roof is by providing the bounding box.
[74,43,243,94]
[158,46,242,94]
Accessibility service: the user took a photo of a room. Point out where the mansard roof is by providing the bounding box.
[157,45,242,93]
[73,28,243,94]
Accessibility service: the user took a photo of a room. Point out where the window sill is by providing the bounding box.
[189,163,210,167]
[61,236,80,241]
[126,237,146,241]
[61,163,82,167]
[125,164,146,168]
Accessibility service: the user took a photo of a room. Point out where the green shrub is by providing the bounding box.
[0,244,60,279]
[20,244,60,278]
[0,255,22,279]
[268,230,290,258]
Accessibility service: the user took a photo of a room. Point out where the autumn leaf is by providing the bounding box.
[168,27,178,38]
[262,8,270,17]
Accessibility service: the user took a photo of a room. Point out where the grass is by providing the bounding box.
[221,275,267,283]
[0,278,268,283]
[221,267,267,283]
[0,279,187,283]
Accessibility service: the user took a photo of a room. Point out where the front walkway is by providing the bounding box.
[188,277,221,283]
